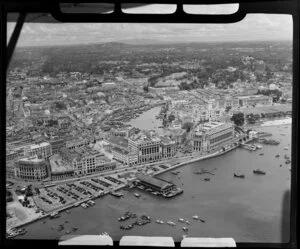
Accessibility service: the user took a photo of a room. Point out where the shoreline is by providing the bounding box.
[9,141,243,231]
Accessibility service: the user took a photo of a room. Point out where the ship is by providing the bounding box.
[253,169,266,175]
[234,173,245,178]
[167,221,176,226]
[110,191,124,198]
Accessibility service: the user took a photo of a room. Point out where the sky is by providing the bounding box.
[7,4,293,47]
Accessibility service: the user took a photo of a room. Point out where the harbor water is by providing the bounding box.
[18,125,291,242]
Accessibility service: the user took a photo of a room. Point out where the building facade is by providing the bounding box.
[14,156,49,181]
[192,122,235,152]
[24,142,52,159]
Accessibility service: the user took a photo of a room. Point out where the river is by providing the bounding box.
[18,124,291,242]
[127,105,165,135]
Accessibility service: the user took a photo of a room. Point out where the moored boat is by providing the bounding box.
[234,173,245,178]
[253,169,266,175]
[134,193,140,198]
[182,227,189,232]
[167,221,176,226]
[178,218,185,222]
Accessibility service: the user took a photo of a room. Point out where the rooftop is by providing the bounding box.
[49,153,73,173]
[137,175,174,190]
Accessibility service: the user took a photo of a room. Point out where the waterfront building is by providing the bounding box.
[192,122,235,152]
[14,156,49,181]
[23,142,52,159]
[129,132,162,164]
[111,147,138,166]
[237,95,273,107]
[136,175,177,194]
[60,146,116,176]
[49,153,74,180]
[160,136,177,159]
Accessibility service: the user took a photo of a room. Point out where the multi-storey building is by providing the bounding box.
[49,139,66,154]
[129,134,162,164]
[14,156,49,181]
[60,146,116,175]
[23,142,52,159]
[66,138,90,150]
[192,122,234,152]
[161,136,177,158]
[237,95,273,107]
[111,147,138,166]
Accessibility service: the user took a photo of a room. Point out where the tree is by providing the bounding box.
[143,85,149,92]
[231,112,245,126]
[182,122,194,133]
[225,106,232,113]
[168,114,175,123]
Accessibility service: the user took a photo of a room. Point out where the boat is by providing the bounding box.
[171,171,179,175]
[284,147,289,150]
[285,159,291,164]
[81,203,88,208]
[74,203,80,207]
[134,193,140,198]
[146,188,152,192]
[256,145,263,149]
[167,221,176,226]
[185,220,190,224]
[204,178,210,181]
[182,227,189,232]
[110,191,124,198]
[87,200,95,206]
[234,173,245,178]
[275,155,280,158]
[259,153,264,156]
[192,215,199,220]
[253,169,266,175]
[178,218,185,223]
[156,220,164,224]
[50,211,60,219]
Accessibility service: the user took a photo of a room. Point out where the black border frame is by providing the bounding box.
[0,1,298,248]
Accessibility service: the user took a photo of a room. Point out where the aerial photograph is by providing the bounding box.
[6,5,292,243]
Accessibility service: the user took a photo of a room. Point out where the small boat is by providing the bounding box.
[134,193,140,198]
[66,210,70,214]
[167,221,176,226]
[71,227,78,231]
[253,169,266,175]
[284,147,289,150]
[259,153,264,156]
[199,219,205,223]
[192,215,199,220]
[234,173,245,178]
[81,203,88,208]
[182,227,189,232]
[50,211,60,219]
[285,159,291,164]
[256,145,263,149]
[275,155,280,158]
[156,220,164,224]
[185,220,190,224]
[204,178,210,181]
[178,218,185,223]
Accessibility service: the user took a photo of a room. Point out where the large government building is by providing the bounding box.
[192,122,235,152]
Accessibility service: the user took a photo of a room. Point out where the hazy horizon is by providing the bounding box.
[7,5,293,47]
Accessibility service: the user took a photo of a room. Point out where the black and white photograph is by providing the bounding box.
[4,2,295,246]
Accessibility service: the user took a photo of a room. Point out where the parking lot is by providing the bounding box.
[33,175,126,213]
